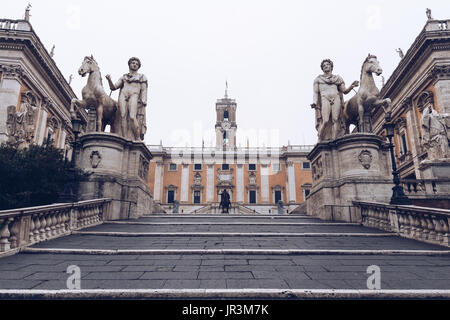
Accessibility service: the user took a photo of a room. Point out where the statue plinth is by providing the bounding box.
[419,159,450,199]
[306,133,393,222]
[76,132,153,220]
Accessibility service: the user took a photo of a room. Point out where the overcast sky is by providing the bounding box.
[3,1,449,147]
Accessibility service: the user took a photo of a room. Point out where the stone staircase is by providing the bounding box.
[0,212,450,298]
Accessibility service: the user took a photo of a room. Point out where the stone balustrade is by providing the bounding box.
[0,19,31,31]
[425,19,450,32]
[354,201,450,247]
[0,198,111,254]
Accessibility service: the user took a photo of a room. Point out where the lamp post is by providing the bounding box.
[383,112,412,205]
[70,117,82,168]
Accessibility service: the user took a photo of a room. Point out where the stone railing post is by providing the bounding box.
[0,218,13,252]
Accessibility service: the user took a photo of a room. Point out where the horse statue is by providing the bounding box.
[219,189,231,213]
[343,54,391,134]
[70,55,120,134]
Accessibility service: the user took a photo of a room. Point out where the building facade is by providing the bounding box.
[147,91,314,213]
[372,17,450,207]
[0,18,87,156]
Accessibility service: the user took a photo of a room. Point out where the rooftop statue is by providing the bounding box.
[426,8,433,20]
[311,59,359,141]
[343,54,392,134]
[106,57,148,141]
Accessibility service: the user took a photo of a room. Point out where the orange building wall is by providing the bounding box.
[268,163,287,204]
[163,162,182,202]
[147,162,156,194]
[294,162,312,203]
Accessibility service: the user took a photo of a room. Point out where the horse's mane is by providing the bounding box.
[360,54,378,81]
[84,56,103,86]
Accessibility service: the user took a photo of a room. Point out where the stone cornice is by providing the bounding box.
[0,24,77,106]
[380,21,450,99]
[0,63,23,81]
[430,64,450,80]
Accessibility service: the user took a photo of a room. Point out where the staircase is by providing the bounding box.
[0,212,450,298]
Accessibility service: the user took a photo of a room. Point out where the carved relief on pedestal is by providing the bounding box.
[6,91,38,148]
[311,156,323,182]
[89,151,102,168]
[358,150,373,169]
[138,155,149,180]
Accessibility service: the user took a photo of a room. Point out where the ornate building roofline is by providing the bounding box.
[0,19,80,115]
[380,19,450,99]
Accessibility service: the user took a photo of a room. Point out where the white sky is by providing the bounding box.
[2,1,449,147]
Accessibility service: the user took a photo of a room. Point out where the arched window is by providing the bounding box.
[224,110,229,120]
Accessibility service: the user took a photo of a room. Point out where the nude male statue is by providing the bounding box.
[311,59,359,141]
[106,57,147,140]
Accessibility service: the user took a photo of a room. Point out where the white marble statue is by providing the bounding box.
[421,106,449,160]
[311,59,359,141]
[106,57,148,141]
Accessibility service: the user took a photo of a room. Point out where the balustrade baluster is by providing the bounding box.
[9,218,20,248]
[426,215,436,242]
[45,214,53,238]
[442,218,450,246]
[0,218,13,252]
[50,212,58,236]
[432,216,442,243]
[29,215,36,243]
[406,214,415,237]
[39,215,47,241]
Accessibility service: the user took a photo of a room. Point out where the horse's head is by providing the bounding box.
[363,54,383,76]
[78,55,98,77]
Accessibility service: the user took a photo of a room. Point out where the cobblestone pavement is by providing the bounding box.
[0,214,449,290]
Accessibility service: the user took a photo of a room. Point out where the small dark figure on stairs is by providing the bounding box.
[220,189,231,214]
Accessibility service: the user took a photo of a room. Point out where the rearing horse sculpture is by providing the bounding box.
[343,54,391,134]
[70,55,119,133]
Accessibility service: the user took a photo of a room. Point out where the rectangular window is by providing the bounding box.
[401,133,408,155]
[248,164,256,171]
[194,191,201,204]
[167,190,175,203]
[304,189,310,198]
[194,164,202,171]
[272,163,281,172]
[274,190,282,204]
[249,190,256,204]
[169,163,177,171]
[222,164,230,170]
[302,162,311,170]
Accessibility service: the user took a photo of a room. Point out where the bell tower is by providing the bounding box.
[215,82,237,149]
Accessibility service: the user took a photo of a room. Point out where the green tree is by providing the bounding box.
[0,142,77,210]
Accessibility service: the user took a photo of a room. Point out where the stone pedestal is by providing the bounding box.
[419,160,450,195]
[77,132,153,220]
[306,134,393,222]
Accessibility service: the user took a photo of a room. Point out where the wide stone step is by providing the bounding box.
[83,223,386,234]
[1,252,450,290]
[135,216,340,224]
[29,234,445,251]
